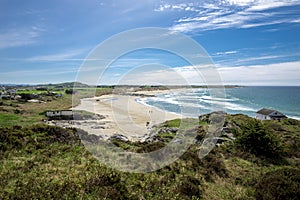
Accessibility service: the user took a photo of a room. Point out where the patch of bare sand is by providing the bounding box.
[72,90,183,141]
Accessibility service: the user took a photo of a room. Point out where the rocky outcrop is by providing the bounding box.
[109,134,129,142]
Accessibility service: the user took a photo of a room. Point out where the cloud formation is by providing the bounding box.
[154,0,300,32]
[27,48,89,61]
[215,51,238,56]
[218,60,300,85]
[104,61,300,86]
[0,26,44,49]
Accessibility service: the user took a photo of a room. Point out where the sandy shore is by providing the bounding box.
[72,90,183,141]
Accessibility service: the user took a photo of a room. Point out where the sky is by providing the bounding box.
[0,0,300,85]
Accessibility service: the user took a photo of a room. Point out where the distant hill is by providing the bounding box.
[1,82,243,89]
[37,82,91,88]
[0,84,33,87]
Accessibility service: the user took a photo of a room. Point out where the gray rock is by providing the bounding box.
[91,125,105,129]
[109,134,129,142]
[172,138,183,144]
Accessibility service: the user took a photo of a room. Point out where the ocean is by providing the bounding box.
[137,86,300,120]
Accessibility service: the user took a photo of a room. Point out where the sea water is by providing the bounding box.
[138,87,300,120]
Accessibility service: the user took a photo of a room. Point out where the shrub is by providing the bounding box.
[85,171,128,199]
[136,142,165,153]
[175,176,203,199]
[235,119,283,158]
[255,168,300,200]
[282,118,300,126]
[65,89,77,95]
[0,124,80,152]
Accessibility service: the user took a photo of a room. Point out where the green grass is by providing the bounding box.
[0,87,112,127]
[163,119,182,128]
[17,89,63,94]
[0,125,208,199]
[0,94,74,126]
[0,117,299,199]
[0,113,21,127]
[163,118,203,128]
[1,90,300,199]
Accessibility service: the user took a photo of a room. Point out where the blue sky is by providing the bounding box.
[0,0,300,85]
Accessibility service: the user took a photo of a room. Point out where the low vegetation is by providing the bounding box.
[0,115,299,199]
[0,85,113,127]
[235,118,283,159]
[254,167,300,200]
[0,84,299,199]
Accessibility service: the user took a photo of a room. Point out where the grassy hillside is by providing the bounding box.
[0,114,299,199]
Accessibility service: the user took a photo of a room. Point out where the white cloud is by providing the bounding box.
[240,19,289,28]
[100,61,300,86]
[154,4,170,12]
[246,0,300,11]
[225,0,256,6]
[234,55,283,63]
[100,64,222,85]
[0,67,78,77]
[171,10,274,32]
[154,3,198,12]
[27,48,89,61]
[223,0,300,10]
[218,61,300,85]
[167,0,300,33]
[0,27,43,49]
[291,18,300,23]
[214,51,300,66]
[215,51,238,55]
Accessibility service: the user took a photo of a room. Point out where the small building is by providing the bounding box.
[46,110,74,120]
[256,108,287,120]
[7,89,17,95]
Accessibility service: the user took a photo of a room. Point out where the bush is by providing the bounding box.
[0,124,80,152]
[175,176,203,199]
[282,118,300,126]
[235,119,283,158]
[65,89,77,94]
[136,142,165,153]
[255,168,300,200]
[85,171,128,199]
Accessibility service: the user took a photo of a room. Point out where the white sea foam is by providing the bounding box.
[180,102,208,109]
[197,98,256,111]
[152,96,210,110]
[139,87,300,119]
[200,95,238,102]
[150,97,181,105]
[288,115,300,120]
[139,90,258,115]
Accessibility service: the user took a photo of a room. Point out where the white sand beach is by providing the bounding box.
[72,90,183,141]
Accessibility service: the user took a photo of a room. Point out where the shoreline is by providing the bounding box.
[70,89,184,141]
